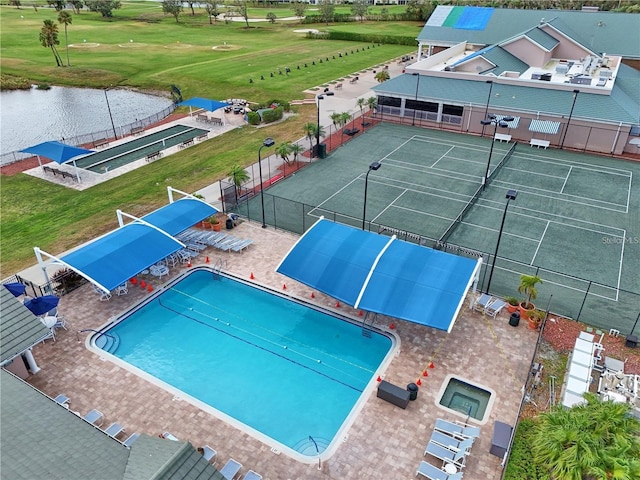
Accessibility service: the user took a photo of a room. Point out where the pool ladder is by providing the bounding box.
[361,312,377,338]
[212,258,227,278]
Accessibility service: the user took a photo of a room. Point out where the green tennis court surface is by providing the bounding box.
[74,124,208,173]
[236,123,639,332]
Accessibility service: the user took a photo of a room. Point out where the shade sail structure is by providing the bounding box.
[23,295,59,316]
[178,97,228,112]
[141,198,217,236]
[3,283,26,297]
[276,219,480,332]
[19,141,93,165]
[529,119,561,134]
[57,223,184,292]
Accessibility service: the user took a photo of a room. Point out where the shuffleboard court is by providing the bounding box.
[235,123,639,332]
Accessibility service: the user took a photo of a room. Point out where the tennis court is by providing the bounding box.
[237,123,639,332]
[74,124,208,173]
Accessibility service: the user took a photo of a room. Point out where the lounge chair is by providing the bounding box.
[220,458,242,480]
[416,460,462,480]
[104,422,125,438]
[424,440,469,468]
[83,409,104,426]
[201,445,217,464]
[434,419,480,439]
[485,298,507,318]
[231,239,253,253]
[426,432,474,453]
[54,394,70,406]
[123,432,140,447]
[150,264,169,279]
[115,284,128,296]
[93,284,112,301]
[162,432,179,441]
[243,471,262,480]
[472,293,493,313]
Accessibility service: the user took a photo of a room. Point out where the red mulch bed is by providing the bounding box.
[543,315,640,374]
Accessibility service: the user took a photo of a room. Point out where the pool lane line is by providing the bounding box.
[157,298,366,393]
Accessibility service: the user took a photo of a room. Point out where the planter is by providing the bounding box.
[212,222,221,232]
[519,302,535,320]
[506,303,518,314]
[528,317,541,330]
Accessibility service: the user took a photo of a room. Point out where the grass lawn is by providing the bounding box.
[0,2,415,275]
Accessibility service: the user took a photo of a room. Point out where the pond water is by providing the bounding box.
[0,86,173,154]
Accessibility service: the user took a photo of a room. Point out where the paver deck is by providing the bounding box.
[27,220,538,479]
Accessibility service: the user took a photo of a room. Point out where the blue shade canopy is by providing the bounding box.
[178,97,228,112]
[4,283,26,297]
[59,224,183,292]
[19,141,93,164]
[141,198,217,236]
[276,219,480,332]
[23,295,59,316]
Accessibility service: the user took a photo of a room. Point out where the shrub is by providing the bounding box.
[246,111,261,125]
[261,106,283,124]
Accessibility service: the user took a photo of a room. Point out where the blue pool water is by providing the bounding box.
[97,269,393,457]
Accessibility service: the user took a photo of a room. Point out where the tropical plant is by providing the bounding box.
[356,97,366,126]
[518,274,542,309]
[505,296,519,307]
[303,122,317,151]
[57,10,72,67]
[375,70,390,83]
[367,96,378,115]
[228,164,249,203]
[289,143,303,163]
[276,141,292,164]
[532,393,640,480]
[39,19,63,67]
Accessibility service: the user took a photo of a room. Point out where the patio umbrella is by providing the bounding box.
[178,97,228,114]
[23,295,60,316]
[3,282,26,297]
[20,141,94,183]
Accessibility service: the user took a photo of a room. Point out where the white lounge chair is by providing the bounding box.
[424,440,469,468]
[104,422,125,438]
[54,394,70,406]
[434,419,480,439]
[162,431,179,441]
[123,432,140,447]
[92,284,112,301]
[150,264,169,279]
[485,298,507,318]
[115,284,128,296]
[243,470,262,480]
[426,432,474,454]
[201,445,217,464]
[472,293,493,313]
[417,460,462,480]
[83,409,104,426]
[220,458,242,480]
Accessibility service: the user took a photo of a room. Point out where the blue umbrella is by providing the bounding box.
[23,295,60,316]
[178,97,228,113]
[4,282,26,297]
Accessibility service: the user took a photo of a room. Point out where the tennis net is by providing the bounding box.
[437,184,483,247]
[487,141,517,185]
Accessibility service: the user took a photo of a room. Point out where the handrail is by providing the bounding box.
[76,328,115,344]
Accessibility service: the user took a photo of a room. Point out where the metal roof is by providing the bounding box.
[373,64,640,125]
[480,47,530,76]
[523,27,560,52]
[0,288,52,365]
[417,7,640,59]
[529,119,561,134]
[0,370,130,480]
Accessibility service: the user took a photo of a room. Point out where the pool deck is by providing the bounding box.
[27,220,538,480]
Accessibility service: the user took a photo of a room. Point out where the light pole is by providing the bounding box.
[560,89,580,150]
[480,114,514,190]
[362,161,382,230]
[486,189,517,294]
[316,94,324,158]
[411,73,420,126]
[481,80,493,137]
[258,137,275,228]
[104,87,117,140]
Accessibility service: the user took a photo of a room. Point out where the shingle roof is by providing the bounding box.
[124,436,224,480]
[373,63,640,125]
[0,370,130,480]
[417,7,640,59]
[0,288,53,365]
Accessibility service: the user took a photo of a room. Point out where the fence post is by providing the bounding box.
[576,281,592,321]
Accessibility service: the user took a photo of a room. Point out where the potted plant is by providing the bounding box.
[528,309,546,330]
[517,274,542,320]
[505,296,519,314]
[209,215,221,232]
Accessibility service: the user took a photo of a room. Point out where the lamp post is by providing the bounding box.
[315,94,324,158]
[560,89,580,150]
[480,114,514,190]
[362,161,382,230]
[258,137,275,228]
[411,73,420,126]
[486,189,517,294]
[104,87,117,140]
[481,80,493,137]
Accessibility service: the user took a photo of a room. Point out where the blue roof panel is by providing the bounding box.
[141,198,217,236]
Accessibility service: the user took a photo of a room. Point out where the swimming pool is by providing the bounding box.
[92,269,394,461]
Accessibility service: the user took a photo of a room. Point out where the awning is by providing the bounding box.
[493,115,520,129]
[178,97,228,113]
[276,219,480,332]
[141,198,217,236]
[529,119,560,134]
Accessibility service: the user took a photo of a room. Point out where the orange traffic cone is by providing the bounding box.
[187,260,191,267]
[416,378,422,386]
[140,280,146,288]
[358,310,363,316]
[311,292,315,299]
[389,322,395,330]
[148,285,153,292]
[376,376,382,382]
[250,272,255,280]
[282,284,287,290]
[336,301,341,308]
[205,256,210,263]
[422,370,428,377]
[429,361,435,369]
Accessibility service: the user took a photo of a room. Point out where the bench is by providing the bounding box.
[145,151,163,162]
[43,165,59,175]
[131,126,145,136]
[197,133,208,142]
[349,77,358,84]
[494,133,512,143]
[178,139,194,149]
[344,128,360,136]
[530,138,550,149]
[377,380,410,409]
[93,138,109,149]
[335,83,343,90]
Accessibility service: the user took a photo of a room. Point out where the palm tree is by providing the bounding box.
[276,141,292,164]
[228,164,249,203]
[289,143,303,163]
[39,19,63,67]
[303,122,317,152]
[375,70,390,83]
[356,97,366,127]
[338,111,351,145]
[518,274,542,309]
[57,10,72,67]
[533,393,640,480]
[367,96,378,118]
